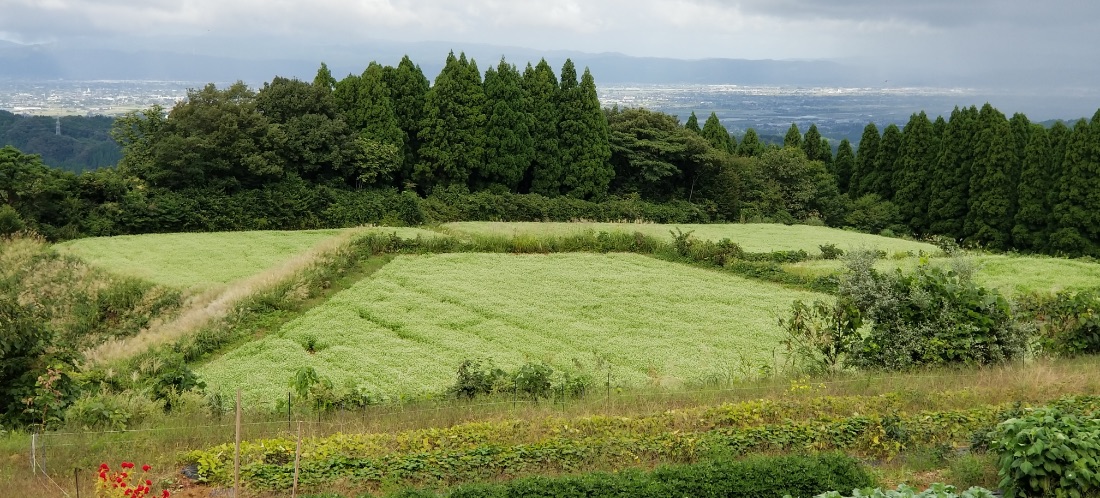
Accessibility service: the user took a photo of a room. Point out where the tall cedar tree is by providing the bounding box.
[1050,115,1100,255]
[556,62,613,199]
[478,59,534,191]
[700,112,736,154]
[893,112,937,232]
[685,111,701,133]
[523,60,562,195]
[313,62,336,92]
[1044,121,1072,244]
[871,124,902,200]
[834,138,855,193]
[416,52,487,193]
[802,124,823,161]
[963,104,1016,249]
[382,56,431,186]
[738,128,763,157]
[350,63,405,147]
[1012,124,1052,251]
[819,138,833,166]
[784,123,802,149]
[927,106,978,238]
[850,123,880,198]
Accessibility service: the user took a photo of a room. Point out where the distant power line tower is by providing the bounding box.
[55,116,60,136]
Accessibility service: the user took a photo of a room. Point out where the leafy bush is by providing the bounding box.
[989,405,1100,497]
[448,360,507,400]
[810,483,996,498]
[845,194,904,235]
[64,390,162,430]
[839,252,1029,370]
[513,362,554,401]
[820,243,845,260]
[1018,288,1100,357]
[390,453,875,498]
[0,204,25,235]
[781,299,863,374]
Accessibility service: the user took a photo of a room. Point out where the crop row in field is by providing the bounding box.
[783,253,1100,295]
[443,222,940,256]
[55,227,438,291]
[187,393,1100,490]
[197,252,827,405]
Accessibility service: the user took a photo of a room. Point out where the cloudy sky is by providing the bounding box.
[2,0,1098,87]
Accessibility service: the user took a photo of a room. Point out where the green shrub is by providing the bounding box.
[64,390,162,430]
[990,405,1100,497]
[513,362,554,401]
[448,359,507,400]
[389,453,875,498]
[0,204,25,236]
[811,483,996,498]
[1018,288,1100,357]
[780,299,863,374]
[839,252,1029,370]
[820,243,845,260]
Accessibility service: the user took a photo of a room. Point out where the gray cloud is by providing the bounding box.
[0,0,1096,88]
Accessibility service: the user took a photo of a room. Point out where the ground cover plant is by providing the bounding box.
[185,392,1100,493]
[443,222,938,256]
[783,253,1100,295]
[197,252,827,405]
[387,453,875,498]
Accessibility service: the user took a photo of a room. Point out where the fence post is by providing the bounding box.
[74,468,80,498]
[41,431,46,476]
[512,379,517,410]
[288,392,292,433]
[234,389,241,498]
[30,432,36,475]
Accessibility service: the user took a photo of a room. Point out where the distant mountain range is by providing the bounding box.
[0,38,873,86]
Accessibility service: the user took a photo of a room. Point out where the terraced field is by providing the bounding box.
[444,222,939,255]
[55,227,437,291]
[198,252,827,404]
[784,253,1100,295]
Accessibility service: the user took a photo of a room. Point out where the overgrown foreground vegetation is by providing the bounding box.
[3,224,1100,496]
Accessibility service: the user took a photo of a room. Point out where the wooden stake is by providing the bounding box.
[234,389,241,498]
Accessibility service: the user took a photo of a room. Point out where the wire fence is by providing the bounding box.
[13,368,1033,496]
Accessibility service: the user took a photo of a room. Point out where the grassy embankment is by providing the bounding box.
[442,222,939,256]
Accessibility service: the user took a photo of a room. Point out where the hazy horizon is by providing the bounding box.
[2,0,1099,91]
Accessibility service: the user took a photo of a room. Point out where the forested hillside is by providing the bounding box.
[1,51,1099,256]
[0,110,120,172]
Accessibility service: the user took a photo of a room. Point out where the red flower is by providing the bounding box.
[100,463,110,470]
[121,462,135,469]
[99,471,107,480]
[146,479,152,486]
[162,490,171,498]
[142,464,151,472]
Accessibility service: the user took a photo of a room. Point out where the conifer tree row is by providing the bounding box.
[18,50,1096,257]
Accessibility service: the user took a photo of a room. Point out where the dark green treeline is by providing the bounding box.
[2,51,1099,257]
[838,105,1100,255]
